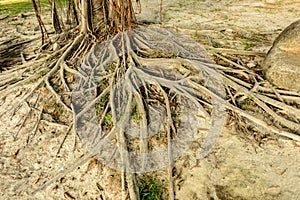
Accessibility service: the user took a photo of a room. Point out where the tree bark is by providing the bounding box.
[31,0,48,44]
[66,0,79,25]
[80,0,90,34]
[50,0,62,33]
[80,0,136,34]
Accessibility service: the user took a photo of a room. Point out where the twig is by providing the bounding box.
[215,64,250,80]
[225,84,236,105]
[0,15,9,20]
[14,102,32,140]
[263,93,300,104]
[32,153,92,195]
[214,53,249,71]
[189,79,300,140]
[27,107,43,144]
[57,122,74,155]
[257,86,300,97]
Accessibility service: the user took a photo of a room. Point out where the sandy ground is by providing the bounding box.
[1,0,300,199]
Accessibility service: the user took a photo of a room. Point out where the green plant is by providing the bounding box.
[44,102,63,121]
[242,41,255,50]
[104,113,112,123]
[0,0,48,16]
[171,106,180,125]
[239,97,255,110]
[131,105,142,123]
[97,94,109,108]
[152,50,165,58]
[38,70,47,77]
[98,79,109,91]
[235,33,264,50]
[138,176,164,200]
[207,36,222,48]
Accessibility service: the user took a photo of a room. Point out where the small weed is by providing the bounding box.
[207,36,222,48]
[95,94,111,123]
[98,79,109,91]
[169,52,177,58]
[151,50,165,58]
[25,78,36,84]
[138,176,164,200]
[239,98,256,110]
[211,40,222,48]
[44,102,63,121]
[95,107,102,115]
[193,30,200,39]
[97,94,109,108]
[242,42,255,50]
[150,50,177,59]
[171,106,180,125]
[131,105,142,123]
[104,113,112,123]
[38,70,47,77]
[235,33,264,50]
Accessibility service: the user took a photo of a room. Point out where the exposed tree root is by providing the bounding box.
[158,84,175,200]
[72,27,226,200]
[2,25,300,200]
[0,34,84,115]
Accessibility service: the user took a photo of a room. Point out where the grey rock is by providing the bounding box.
[263,20,300,91]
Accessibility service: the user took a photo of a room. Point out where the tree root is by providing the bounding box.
[2,26,300,200]
[0,34,84,119]
[69,27,300,199]
[158,85,175,200]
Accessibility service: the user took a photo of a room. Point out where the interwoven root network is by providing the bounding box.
[72,27,226,199]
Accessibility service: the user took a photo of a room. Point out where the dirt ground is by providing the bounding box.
[1,0,300,199]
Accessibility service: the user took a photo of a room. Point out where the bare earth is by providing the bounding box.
[1,0,300,199]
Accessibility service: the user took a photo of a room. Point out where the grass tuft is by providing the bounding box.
[138,176,164,200]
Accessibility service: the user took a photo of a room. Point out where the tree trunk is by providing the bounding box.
[31,0,48,44]
[66,0,79,25]
[80,0,90,34]
[80,0,136,35]
[50,0,62,33]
